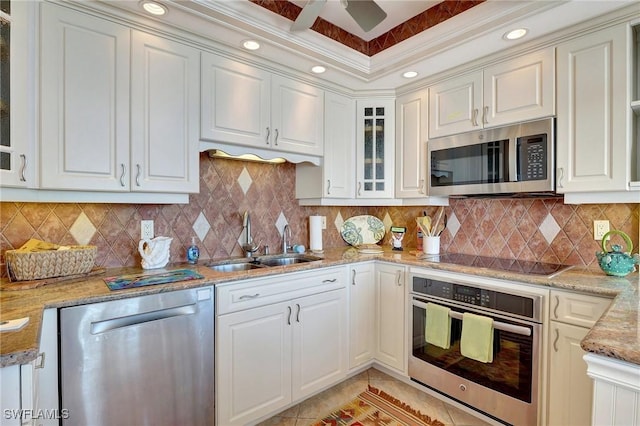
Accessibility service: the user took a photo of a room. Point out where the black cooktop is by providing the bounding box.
[422,253,572,277]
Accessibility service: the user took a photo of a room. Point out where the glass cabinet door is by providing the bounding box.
[357,99,394,198]
[1,0,32,188]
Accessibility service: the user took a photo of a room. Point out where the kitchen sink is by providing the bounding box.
[208,261,266,273]
[207,254,322,272]
[257,254,322,267]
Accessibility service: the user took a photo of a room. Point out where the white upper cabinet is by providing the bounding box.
[39,3,199,194]
[395,89,428,198]
[200,54,270,149]
[130,31,200,193]
[429,48,554,138]
[356,99,395,198]
[296,91,355,201]
[40,3,130,191]
[1,1,35,189]
[201,53,323,157]
[556,24,632,194]
[271,75,324,157]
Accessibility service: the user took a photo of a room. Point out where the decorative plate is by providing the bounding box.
[340,215,385,247]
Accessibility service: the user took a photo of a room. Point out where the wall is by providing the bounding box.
[1,154,638,274]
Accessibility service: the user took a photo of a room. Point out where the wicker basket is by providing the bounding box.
[5,245,97,281]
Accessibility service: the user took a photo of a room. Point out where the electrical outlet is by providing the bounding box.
[141,220,154,240]
[321,216,326,230]
[593,220,610,240]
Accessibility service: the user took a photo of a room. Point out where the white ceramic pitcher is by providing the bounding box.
[138,236,173,269]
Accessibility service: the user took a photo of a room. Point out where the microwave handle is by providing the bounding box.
[508,137,518,182]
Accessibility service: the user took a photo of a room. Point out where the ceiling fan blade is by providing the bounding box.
[344,0,387,33]
[291,0,327,31]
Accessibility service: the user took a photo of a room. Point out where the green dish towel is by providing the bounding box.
[425,302,451,349]
[460,312,494,363]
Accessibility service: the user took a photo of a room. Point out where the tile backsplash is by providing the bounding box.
[1,154,638,273]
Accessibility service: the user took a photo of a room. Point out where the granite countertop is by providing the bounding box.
[1,247,638,368]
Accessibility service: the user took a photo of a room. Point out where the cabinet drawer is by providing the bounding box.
[550,290,612,328]
[217,266,346,315]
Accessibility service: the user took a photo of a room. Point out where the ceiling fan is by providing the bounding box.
[291,0,388,33]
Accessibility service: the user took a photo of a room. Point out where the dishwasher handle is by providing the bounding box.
[90,303,198,335]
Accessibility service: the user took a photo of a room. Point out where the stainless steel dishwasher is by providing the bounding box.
[60,287,214,426]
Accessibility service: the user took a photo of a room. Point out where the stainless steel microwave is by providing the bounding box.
[428,118,555,197]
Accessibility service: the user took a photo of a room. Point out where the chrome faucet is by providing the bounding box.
[282,224,292,254]
[242,211,259,257]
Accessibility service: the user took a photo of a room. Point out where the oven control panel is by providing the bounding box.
[412,276,535,319]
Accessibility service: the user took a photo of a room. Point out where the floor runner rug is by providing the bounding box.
[312,385,445,426]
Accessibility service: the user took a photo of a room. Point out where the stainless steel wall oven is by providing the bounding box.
[408,270,545,426]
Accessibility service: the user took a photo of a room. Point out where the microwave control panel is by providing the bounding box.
[517,134,547,181]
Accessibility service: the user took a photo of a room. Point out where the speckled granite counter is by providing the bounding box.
[1,247,638,368]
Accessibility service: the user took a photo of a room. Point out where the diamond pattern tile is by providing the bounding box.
[237,167,253,195]
[539,213,561,244]
[275,212,288,236]
[447,212,461,239]
[334,212,344,233]
[69,212,97,245]
[382,212,393,232]
[192,212,211,242]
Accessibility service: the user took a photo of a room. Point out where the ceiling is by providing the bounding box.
[102,0,638,90]
[288,0,443,41]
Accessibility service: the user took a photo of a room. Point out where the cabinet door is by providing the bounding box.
[130,31,200,193]
[323,92,355,198]
[396,89,428,198]
[483,47,554,128]
[548,321,592,426]
[0,365,21,426]
[374,263,406,372]
[292,288,347,400]
[556,24,630,192]
[429,71,482,138]
[356,99,395,198]
[1,1,34,188]
[349,263,376,369]
[200,53,271,149]
[271,75,324,156]
[217,301,292,426]
[40,3,130,191]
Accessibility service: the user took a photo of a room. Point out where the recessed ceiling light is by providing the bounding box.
[504,28,528,40]
[140,0,167,16]
[311,65,326,74]
[242,40,261,50]
[402,71,418,78]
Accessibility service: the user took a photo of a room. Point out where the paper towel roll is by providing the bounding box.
[309,216,323,252]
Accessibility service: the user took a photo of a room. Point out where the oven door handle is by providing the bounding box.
[509,137,518,182]
[412,299,532,337]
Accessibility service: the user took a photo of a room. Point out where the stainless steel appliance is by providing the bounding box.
[409,270,545,426]
[428,118,555,197]
[61,287,214,426]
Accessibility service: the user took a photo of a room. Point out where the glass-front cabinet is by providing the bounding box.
[356,99,394,198]
[0,0,34,188]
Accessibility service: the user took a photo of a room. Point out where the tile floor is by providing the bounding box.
[258,367,493,426]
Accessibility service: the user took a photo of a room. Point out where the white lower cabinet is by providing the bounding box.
[216,268,347,425]
[0,309,59,426]
[374,262,406,372]
[547,290,612,426]
[585,353,640,426]
[348,262,376,369]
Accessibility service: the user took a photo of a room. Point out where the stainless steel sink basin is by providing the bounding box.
[256,254,322,267]
[208,261,265,273]
[208,254,321,272]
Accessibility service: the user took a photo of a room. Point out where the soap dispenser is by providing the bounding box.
[187,237,200,264]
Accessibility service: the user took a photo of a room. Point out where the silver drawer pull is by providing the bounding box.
[239,293,260,300]
[323,278,337,283]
